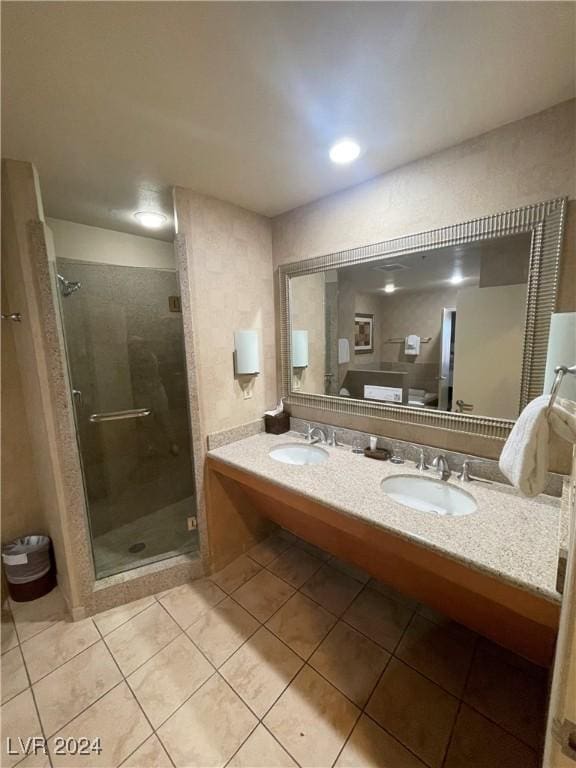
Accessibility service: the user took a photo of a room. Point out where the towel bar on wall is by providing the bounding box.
[546,364,576,416]
[385,337,432,343]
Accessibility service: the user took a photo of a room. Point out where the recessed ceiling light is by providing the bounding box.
[383,284,396,294]
[450,273,464,285]
[329,139,361,164]
[134,211,167,229]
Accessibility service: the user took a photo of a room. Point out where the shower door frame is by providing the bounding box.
[28,217,208,617]
[54,254,203,580]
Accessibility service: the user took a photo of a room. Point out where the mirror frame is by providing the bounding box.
[279,198,567,440]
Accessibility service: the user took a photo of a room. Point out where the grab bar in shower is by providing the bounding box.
[89,408,152,423]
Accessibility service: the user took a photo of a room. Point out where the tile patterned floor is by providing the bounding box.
[1,532,548,768]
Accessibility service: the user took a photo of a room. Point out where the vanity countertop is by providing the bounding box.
[208,432,562,602]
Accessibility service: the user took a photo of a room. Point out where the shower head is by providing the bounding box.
[57,274,81,297]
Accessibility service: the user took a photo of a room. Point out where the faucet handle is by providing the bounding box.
[415,448,429,471]
[328,429,340,447]
[305,423,312,441]
[457,458,484,482]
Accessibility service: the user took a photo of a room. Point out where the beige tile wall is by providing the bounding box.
[174,189,277,435]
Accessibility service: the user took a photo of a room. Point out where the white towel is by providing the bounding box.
[338,338,350,364]
[499,395,576,496]
[405,334,420,356]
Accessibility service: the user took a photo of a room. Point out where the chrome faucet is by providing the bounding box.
[305,424,327,444]
[431,454,451,481]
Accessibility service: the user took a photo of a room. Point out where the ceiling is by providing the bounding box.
[2,2,574,240]
[338,233,532,294]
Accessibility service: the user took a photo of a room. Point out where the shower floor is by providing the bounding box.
[92,496,199,578]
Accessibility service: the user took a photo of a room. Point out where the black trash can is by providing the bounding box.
[1,535,56,602]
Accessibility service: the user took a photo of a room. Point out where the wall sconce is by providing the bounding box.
[292,330,309,390]
[234,330,260,399]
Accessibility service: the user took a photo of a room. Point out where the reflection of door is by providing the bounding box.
[452,284,527,419]
[438,308,456,411]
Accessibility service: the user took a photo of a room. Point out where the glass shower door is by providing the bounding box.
[55,256,198,578]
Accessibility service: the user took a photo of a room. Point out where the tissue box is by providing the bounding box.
[265,412,290,434]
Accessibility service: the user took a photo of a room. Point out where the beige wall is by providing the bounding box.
[1,282,45,543]
[48,218,175,269]
[272,100,575,267]
[378,287,458,366]
[1,160,91,610]
[272,100,575,467]
[290,272,325,394]
[174,189,276,435]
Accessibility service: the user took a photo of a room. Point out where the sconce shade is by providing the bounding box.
[234,330,260,375]
[292,330,309,368]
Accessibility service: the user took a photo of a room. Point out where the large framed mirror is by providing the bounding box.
[279,198,567,439]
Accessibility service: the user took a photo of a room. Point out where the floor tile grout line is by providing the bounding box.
[0,646,30,708]
[440,633,480,768]
[23,630,101,688]
[147,668,219,736]
[185,608,261,671]
[221,718,261,768]
[390,613,478,701]
[103,623,186,681]
[102,600,187,678]
[46,679,127,758]
[360,709,435,768]
[329,704,363,768]
[260,721,304,768]
[92,596,158,638]
[92,620,177,768]
[457,637,545,752]
[11,615,67,649]
[13,624,55,768]
[335,595,443,768]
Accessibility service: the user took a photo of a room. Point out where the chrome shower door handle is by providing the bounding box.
[89,408,152,423]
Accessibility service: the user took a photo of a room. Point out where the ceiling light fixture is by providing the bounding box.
[450,273,464,285]
[134,211,167,229]
[329,139,361,164]
[383,284,396,294]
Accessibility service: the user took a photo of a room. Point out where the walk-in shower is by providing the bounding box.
[52,229,199,579]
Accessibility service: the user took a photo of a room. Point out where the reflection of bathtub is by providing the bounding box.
[408,388,438,408]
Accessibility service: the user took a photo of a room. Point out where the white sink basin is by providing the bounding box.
[269,443,329,466]
[381,474,477,517]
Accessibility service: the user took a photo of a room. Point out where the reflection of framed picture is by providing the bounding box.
[354,313,374,354]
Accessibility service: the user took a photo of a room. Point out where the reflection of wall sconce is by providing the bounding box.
[234,330,260,399]
[292,330,309,368]
[292,330,308,390]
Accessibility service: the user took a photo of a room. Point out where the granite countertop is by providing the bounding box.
[209,431,562,603]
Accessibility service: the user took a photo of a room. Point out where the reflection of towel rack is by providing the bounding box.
[546,364,576,416]
[385,337,432,344]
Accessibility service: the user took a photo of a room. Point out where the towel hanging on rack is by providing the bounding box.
[499,363,576,496]
[405,335,421,356]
